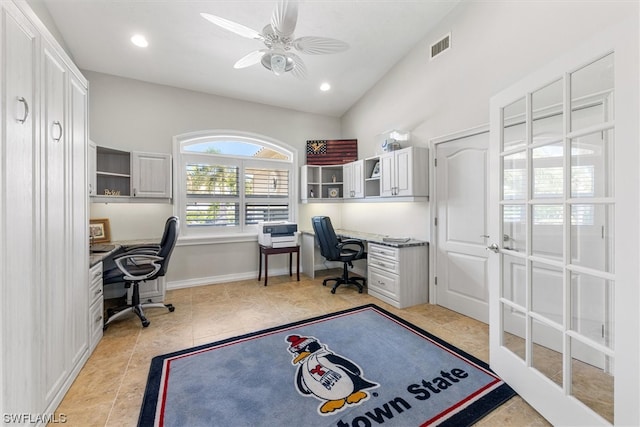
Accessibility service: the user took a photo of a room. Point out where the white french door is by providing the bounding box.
[488,20,639,426]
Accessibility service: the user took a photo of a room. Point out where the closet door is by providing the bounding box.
[68,74,89,370]
[42,42,69,404]
[0,3,39,416]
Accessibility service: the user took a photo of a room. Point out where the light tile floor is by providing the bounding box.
[53,270,550,426]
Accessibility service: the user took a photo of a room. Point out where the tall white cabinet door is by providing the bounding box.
[0,4,39,416]
[68,75,89,370]
[379,152,395,197]
[131,151,172,198]
[42,43,69,404]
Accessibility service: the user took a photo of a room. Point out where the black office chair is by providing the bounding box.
[311,216,366,294]
[103,216,179,329]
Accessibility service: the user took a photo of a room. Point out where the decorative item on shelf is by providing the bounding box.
[332,174,337,183]
[328,187,340,198]
[377,130,410,154]
[89,218,111,243]
[309,188,315,198]
[104,189,121,196]
[370,161,381,178]
[306,139,357,165]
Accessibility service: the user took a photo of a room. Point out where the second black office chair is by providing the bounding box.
[102,216,179,329]
[311,216,366,294]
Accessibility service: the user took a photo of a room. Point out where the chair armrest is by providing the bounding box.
[114,253,163,281]
[337,239,365,259]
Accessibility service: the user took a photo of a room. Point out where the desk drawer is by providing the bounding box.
[368,254,399,274]
[368,267,399,301]
[89,298,104,352]
[368,243,399,261]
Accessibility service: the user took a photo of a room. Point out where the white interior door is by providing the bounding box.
[489,20,639,426]
[434,130,490,323]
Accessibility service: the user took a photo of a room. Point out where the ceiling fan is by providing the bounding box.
[200,0,349,79]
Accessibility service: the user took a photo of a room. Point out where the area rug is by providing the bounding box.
[139,304,515,427]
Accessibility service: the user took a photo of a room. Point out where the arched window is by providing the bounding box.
[174,130,297,239]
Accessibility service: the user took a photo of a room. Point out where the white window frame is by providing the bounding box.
[173,130,298,243]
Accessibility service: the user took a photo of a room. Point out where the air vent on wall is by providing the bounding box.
[430,33,451,59]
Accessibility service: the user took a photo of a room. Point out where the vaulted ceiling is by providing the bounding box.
[43,0,460,117]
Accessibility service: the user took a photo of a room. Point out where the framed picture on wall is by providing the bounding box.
[90,218,111,243]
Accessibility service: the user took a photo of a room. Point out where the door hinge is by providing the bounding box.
[434,217,438,226]
[434,158,437,167]
[434,276,438,285]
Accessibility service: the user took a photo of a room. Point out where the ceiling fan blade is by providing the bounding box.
[289,53,307,80]
[271,0,298,37]
[234,50,267,69]
[293,36,349,55]
[200,13,263,40]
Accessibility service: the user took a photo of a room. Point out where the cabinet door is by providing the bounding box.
[343,162,353,198]
[42,43,69,403]
[131,151,172,198]
[68,74,89,368]
[394,148,413,197]
[352,159,364,198]
[1,4,40,415]
[379,152,395,197]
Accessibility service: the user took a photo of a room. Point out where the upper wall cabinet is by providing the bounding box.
[379,146,428,198]
[300,146,428,203]
[91,145,172,201]
[343,159,364,199]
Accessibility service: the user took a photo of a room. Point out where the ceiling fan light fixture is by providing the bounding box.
[261,51,294,76]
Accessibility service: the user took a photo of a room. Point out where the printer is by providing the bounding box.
[258,221,299,248]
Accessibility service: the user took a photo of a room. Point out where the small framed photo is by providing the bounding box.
[89,218,111,243]
[370,161,381,178]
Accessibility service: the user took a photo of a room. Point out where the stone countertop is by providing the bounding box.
[300,229,428,248]
[89,239,159,267]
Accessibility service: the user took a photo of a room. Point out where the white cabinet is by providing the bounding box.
[93,146,172,201]
[89,262,104,353]
[367,242,428,308]
[1,0,89,419]
[343,160,364,199]
[300,164,344,201]
[379,146,428,198]
[131,151,172,198]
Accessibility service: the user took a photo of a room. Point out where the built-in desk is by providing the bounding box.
[300,230,429,308]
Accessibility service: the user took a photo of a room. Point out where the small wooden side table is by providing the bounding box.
[258,244,300,286]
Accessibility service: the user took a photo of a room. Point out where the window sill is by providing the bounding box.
[177,233,258,246]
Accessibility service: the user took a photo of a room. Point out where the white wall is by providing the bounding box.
[340,0,636,242]
[87,71,341,284]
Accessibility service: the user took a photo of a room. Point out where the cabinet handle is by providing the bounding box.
[133,188,137,197]
[95,315,103,323]
[52,121,63,142]
[94,288,103,296]
[16,97,29,123]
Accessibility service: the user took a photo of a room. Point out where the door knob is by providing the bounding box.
[486,243,500,253]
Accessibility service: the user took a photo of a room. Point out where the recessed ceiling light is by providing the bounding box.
[320,82,331,92]
[131,34,149,48]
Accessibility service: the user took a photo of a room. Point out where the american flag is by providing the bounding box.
[306,139,358,165]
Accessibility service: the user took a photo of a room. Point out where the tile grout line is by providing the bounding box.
[105,327,143,426]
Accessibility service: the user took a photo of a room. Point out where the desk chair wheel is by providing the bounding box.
[167,304,175,312]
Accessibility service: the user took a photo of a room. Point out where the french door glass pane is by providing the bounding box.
[502,303,526,361]
[570,204,614,273]
[570,271,614,349]
[502,253,525,304]
[532,143,564,199]
[503,151,526,200]
[570,54,614,133]
[503,98,526,151]
[532,204,563,260]
[532,318,563,388]
[571,130,614,198]
[502,204,526,252]
[532,79,563,143]
[570,337,614,424]
[531,261,563,325]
